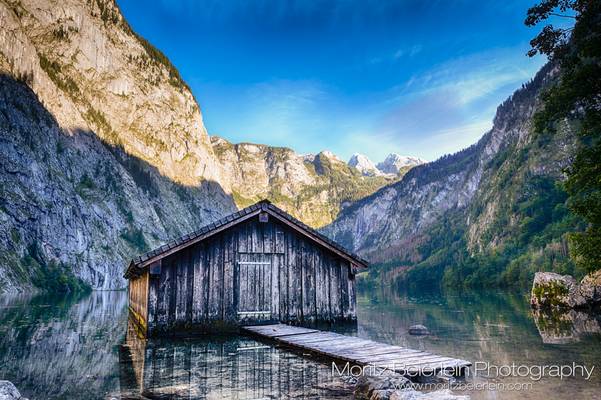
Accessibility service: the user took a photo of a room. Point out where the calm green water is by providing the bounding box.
[0,288,600,399]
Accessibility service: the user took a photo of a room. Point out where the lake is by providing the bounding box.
[0,287,600,399]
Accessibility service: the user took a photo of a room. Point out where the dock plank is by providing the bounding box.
[241,324,471,377]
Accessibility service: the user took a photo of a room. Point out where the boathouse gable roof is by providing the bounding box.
[124,200,368,279]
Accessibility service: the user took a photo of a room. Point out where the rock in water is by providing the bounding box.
[0,381,27,400]
[578,270,601,306]
[531,272,581,309]
[408,324,429,335]
[531,271,601,310]
[354,371,412,400]
[354,372,468,400]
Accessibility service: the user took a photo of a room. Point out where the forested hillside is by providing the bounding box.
[325,63,585,289]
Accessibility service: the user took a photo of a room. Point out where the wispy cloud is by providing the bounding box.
[367,46,546,160]
[122,0,553,164]
[369,44,423,65]
[199,47,545,163]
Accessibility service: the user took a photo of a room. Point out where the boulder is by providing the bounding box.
[0,381,27,400]
[530,272,584,309]
[353,371,469,400]
[531,271,601,310]
[354,370,412,400]
[577,270,601,306]
[408,324,429,336]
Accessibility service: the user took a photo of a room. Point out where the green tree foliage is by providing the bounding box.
[394,173,581,290]
[526,0,601,272]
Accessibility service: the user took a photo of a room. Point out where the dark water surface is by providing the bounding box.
[1,288,600,399]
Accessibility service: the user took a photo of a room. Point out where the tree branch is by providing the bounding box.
[549,12,576,19]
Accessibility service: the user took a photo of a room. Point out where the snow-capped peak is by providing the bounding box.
[376,153,425,174]
[348,153,381,176]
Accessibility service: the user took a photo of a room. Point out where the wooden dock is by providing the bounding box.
[242,324,471,377]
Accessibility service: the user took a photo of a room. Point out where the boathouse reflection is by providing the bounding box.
[119,321,352,399]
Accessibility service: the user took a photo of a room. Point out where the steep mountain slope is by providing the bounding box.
[0,0,222,186]
[211,137,396,227]
[324,63,581,287]
[0,0,236,293]
[0,69,234,293]
[0,0,400,293]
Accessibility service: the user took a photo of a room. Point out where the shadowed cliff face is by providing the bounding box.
[0,73,235,292]
[0,0,239,292]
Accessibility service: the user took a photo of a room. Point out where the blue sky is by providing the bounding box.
[118,0,551,162]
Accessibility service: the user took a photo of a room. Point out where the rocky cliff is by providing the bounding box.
[0,0,237,293]
[324,63,580,287]
[0,0,404,293]
[211,137,397,227]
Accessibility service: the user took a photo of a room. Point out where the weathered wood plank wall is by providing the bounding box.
[142,216,356,336]
[128,270,149,330]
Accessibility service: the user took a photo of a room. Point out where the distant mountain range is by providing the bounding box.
[348,153,425,177]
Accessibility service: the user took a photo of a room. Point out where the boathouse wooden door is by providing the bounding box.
[236,253,273,324]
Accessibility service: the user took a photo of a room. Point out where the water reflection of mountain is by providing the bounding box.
[2,288,600,399]
[0,292,128,399]
[119,320,353,399]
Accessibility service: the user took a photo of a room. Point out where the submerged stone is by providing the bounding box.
[354,372,469,400]
[408,324,430,335]
[354,370,412,400]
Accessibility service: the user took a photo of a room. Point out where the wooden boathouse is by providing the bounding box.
[124,200,368,337]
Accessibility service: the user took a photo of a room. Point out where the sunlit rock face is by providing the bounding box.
[0,0,223,186]
[349,153,382,176]
[376,154,426,175]
[211,137,398,228]
[348,153,424,178]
